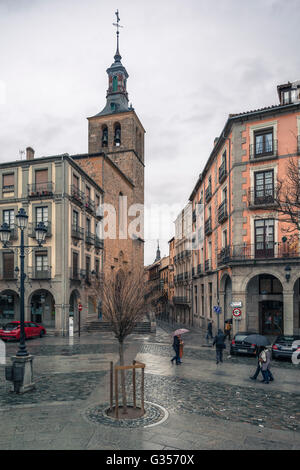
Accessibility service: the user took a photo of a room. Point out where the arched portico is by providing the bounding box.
[28,289,55,328]
[0,290,20,323]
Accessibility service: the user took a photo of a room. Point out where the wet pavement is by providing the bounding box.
[0,324,299,450]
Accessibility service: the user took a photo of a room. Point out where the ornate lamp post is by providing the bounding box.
[0,208,47,392]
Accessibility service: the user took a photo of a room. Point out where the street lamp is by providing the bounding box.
[0,208,47,393]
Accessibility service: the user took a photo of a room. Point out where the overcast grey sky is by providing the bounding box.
[0,0,300,265]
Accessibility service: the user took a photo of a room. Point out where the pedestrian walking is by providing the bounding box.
[206,320,214,344]
[224,321,232,341]
[171,334,181,365]
[250,346,264,381]
[213,329,226,364]
[259,346,274,384]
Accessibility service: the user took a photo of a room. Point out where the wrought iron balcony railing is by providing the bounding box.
[217,242,300,264]
[95,237,104,249]
[71,225,84,239]
[28,182,54,197]
[205,259,212,271]
[218,200,228,223]
[70,185,85,205]
[218,161,227,183]
[249,140,278,160]
[248,188,276,208]
[0,269,17,280]
[173,296,190,305]
[85,231,95,245]
[84,196,95,214]
[30,266,52,280]
[205,217,212,235]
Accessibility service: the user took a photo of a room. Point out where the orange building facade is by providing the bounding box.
[180,80,300,336]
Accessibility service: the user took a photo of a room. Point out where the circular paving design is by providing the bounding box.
[85,401,168,428]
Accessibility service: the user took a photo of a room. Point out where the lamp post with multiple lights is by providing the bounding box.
[0,208,47,392]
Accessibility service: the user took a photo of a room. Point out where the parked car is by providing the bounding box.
[230,331,258,356]
[272,334,300,360]
[0,321,46,341]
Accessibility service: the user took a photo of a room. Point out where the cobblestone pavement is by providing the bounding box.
[0,326,299,450]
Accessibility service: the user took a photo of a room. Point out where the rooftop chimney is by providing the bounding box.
[26,147,35,160]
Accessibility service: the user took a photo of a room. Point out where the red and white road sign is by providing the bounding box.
[78,304,83,312]
[232,307,242,318]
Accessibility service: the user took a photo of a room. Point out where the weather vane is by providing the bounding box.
[113,9,123,52]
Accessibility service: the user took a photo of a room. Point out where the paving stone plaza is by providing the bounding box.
[0,324,299,450]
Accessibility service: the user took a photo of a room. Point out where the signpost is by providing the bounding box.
[214,306,222,330]
[78,303,82,337]
[232,307,242,334]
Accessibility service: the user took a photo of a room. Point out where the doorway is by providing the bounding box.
[259,300,283,335]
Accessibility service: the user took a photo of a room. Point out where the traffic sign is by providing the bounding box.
[232,307,241,318]
[214,306,221,314]
[78,304,83,312]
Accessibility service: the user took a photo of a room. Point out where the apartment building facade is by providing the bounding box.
[0,150,104,334]
[188,79,300,336]
[173,204,193,326]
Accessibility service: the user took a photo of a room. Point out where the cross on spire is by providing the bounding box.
[112,9,123,59]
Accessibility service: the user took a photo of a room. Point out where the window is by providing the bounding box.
[36,207,48,224]
[3,252,14,278]
[222,229,228,248]
[209,282,212,318]
[73,210,79,228]
[114,123,121,146]
[113,76,118,92]
[282,89,297,105]
[254,129,273,157]
[35,169,48,191]
[86,218,91,234]
[3,209,14,228]
[35,252,48,271]
[86,257,91,281]
[254,219,274,258]
[72,252,79,278]
[254,170,274,204]
[259,275,282,294]
[194,286,198,314]
[73,174,79,188]
[95,258,100,277]
[201,284,205,316]
[2,173,14,192]
[86,186,90,200]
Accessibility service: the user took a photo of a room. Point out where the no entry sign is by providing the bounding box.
[78,304,83,312]
[232,307,242,318]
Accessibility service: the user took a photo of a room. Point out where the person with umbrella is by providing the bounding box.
[171,329,188,365]
[246,334,274,383]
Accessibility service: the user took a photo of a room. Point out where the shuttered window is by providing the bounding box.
[35,169,48,184]
[3,252,14,278]
[3,173,14,191]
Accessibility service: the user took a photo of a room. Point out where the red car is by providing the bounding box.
[0,321,46,341]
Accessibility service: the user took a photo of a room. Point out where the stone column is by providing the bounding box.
[283,291,294,335]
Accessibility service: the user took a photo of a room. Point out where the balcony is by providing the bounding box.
[84,196,95,214]
[28,221,52,238]
[28,182,53,198]
[204,217,212,235]
[218,200,228,223]
[217,242,300,264]
[95,236,104,250]
[205,186,212,203]
[30,267,51,280]
[248,188,276,208]
[70,185,85,205]
[197,264,202,274]
[71,224,84,240]
[85,231,95,245]
[218,161,227,183]
[70,268,82,282]
[217,246,231,266]
[249,140,278,160]
[205,259,212,271]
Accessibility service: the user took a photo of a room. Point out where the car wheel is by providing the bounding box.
[40,330,45,338]
[230,349,235,356]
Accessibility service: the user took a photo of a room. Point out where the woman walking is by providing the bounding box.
[171,334,181,365]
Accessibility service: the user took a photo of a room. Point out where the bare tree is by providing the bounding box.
[89,269,153,414]
[274,157,300,236]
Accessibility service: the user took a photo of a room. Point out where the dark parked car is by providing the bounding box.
[230,331,258,356]
[272,335,300,360]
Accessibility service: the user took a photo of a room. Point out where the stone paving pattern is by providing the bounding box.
[0,325,299,450]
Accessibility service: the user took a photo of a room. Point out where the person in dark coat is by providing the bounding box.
[250,346,264,381]
[213,329,226,364]
[206,320,214,343]
[171,335,181,365]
